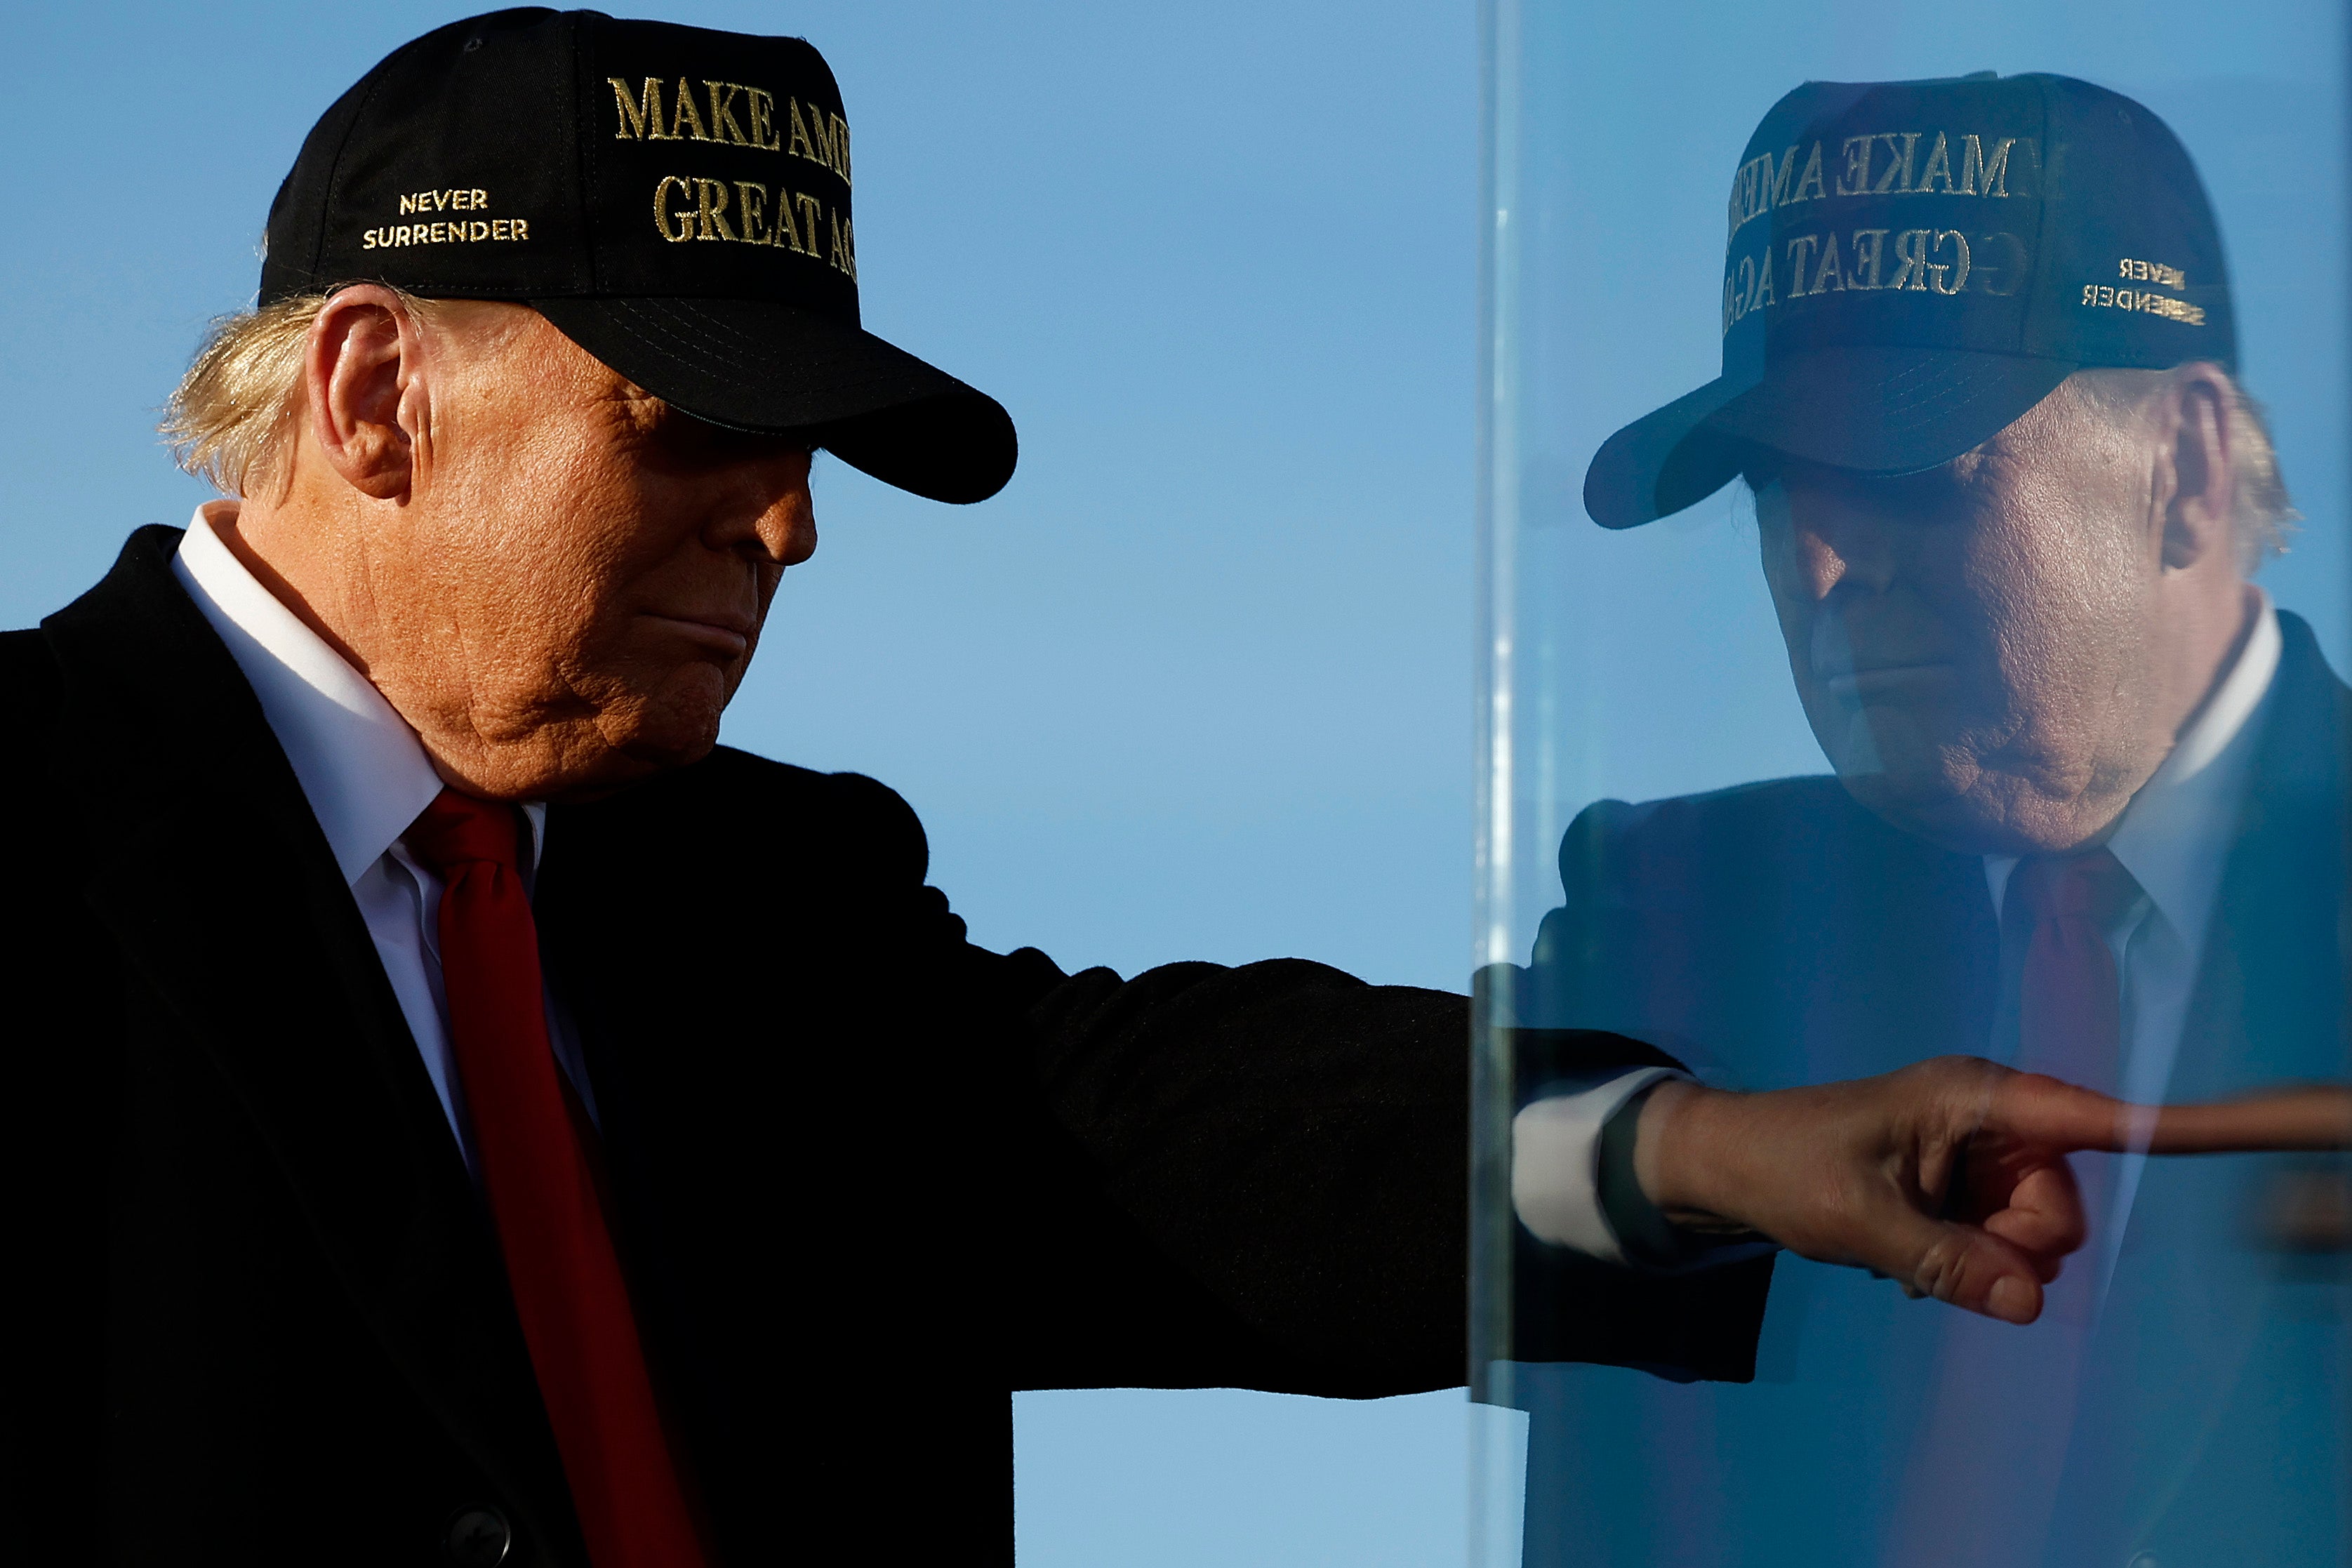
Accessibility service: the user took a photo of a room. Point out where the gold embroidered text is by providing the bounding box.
[609,77,851,185]
[650,173,855,279]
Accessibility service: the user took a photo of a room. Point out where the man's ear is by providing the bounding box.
[304,286,433,503]
[2158,361,2235,571]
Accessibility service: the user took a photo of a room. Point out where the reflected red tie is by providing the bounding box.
[404,790,706,1568]
[2010,845,2139,1313]
[1889,845,2141,1563]
[2012,846,2137,1093]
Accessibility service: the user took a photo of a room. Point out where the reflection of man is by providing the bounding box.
[1506,73,2347,1565]
[0,21,2155,1564]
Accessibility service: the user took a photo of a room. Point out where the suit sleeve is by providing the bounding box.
[826,763,1776,1394]
[587,758,1769,1400]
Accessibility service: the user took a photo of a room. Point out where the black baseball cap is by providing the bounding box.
[260,8,1015,505]
[1584,72,2235,529]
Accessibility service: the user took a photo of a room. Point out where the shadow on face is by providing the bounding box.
[1748,373,2231,856]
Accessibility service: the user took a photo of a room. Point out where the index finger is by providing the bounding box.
[2135,1085,2352,1153]
[1990,1073,2352,1155]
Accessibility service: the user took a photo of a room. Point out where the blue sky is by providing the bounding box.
[0,4,1480,1564]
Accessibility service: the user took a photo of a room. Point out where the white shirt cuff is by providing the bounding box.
[1510,1067,1684,1263]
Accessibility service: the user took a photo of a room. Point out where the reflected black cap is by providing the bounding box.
[260,7,1016,504]
[1584,72,2234,529]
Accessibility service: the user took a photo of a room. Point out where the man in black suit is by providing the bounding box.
[1506,72,2351,1566]
[0,21,2196,1566]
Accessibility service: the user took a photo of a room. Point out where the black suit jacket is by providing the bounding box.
[0,526,1759,1565]
[1502,610,2352,1565]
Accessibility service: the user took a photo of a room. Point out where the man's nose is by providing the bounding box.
[1793,513,1897,601]
[752,486,816,567]
[706,458,817,567]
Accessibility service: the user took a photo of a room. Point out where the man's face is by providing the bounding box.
[347,305,816,798]
[1752,380,2181,856]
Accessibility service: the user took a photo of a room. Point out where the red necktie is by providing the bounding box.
[2012,846,2139,1318]
[404,790,707,1567]
[1887,846,2142,1562]
[2012,846,2139,1098]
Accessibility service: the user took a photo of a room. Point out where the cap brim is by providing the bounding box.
[1583,347,2078,529]
[531,295,1017,505]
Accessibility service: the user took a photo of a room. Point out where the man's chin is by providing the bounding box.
[1814,703,2020,853]
[534,734,718,804]
[1837,771,1974,848]
[1835,771,2120,859]
[609,671,731,759]
[611,709,724,771]
[544,695,726,799]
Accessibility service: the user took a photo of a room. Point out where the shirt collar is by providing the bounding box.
[172,503,545,884]
[1986,587,2281,958]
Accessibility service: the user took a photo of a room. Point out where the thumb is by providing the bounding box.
[1850,1190,2047,1324]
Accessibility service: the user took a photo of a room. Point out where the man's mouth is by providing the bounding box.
[642,611,756,658]
[1823,661,1952,700]
[1809,612,1953,701]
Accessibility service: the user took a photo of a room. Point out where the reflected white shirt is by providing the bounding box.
[1515,591,2282,1266]
[171,503,596,1174]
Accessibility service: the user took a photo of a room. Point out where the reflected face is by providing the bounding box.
[1753,383,2172,855]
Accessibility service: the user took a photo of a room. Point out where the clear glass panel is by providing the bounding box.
[1475,4,2351,1564]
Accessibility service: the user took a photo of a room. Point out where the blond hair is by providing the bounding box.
[161,286,463,498]
[2072,365,2299,575]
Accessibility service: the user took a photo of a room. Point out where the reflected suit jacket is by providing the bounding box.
[0,526,1765,1566]
[1507,609,2352,1567]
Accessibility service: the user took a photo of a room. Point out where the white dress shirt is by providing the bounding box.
[1515,592,2283,1266]
[171,503,597,1174]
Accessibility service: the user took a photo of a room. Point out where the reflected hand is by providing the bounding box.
[1628,1057,2311,1326]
